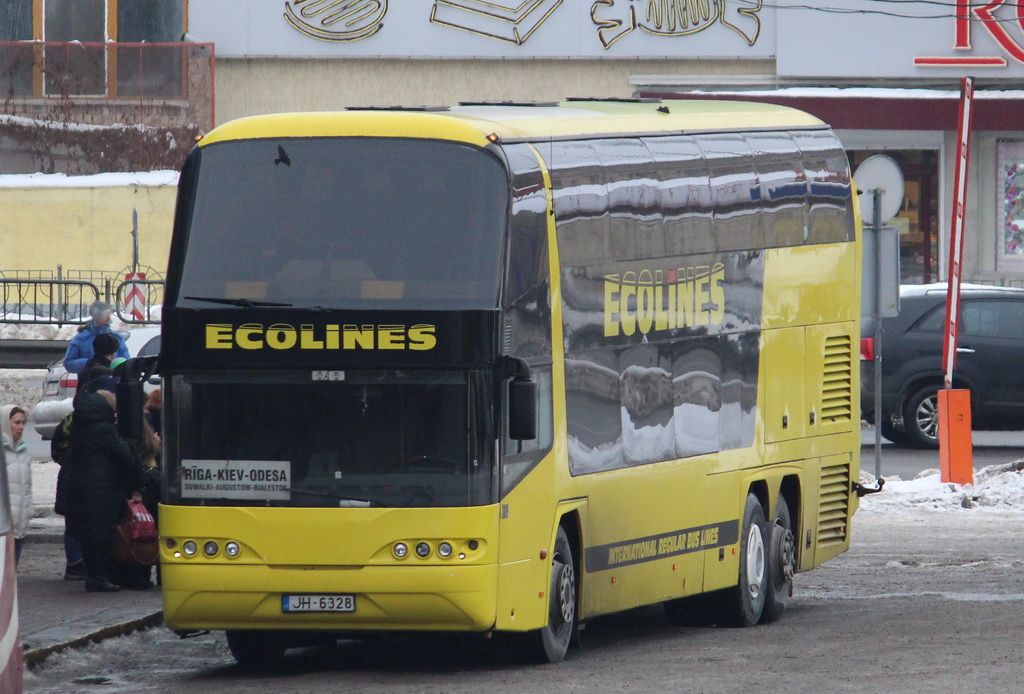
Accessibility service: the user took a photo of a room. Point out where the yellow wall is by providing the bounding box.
[0,178,177,275]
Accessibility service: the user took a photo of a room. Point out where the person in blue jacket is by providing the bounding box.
[63,300,130,374]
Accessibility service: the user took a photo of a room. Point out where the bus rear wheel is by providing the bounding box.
[762,495,795,623]
[721,493,768,627]
[515,525,576,663]
[226,630,286,667]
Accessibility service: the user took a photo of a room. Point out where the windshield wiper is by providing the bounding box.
[286,488,383,507]
[184,295,293,308]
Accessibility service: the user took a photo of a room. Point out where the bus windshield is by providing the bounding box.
[176,137,510,310]
[165,370,495,508]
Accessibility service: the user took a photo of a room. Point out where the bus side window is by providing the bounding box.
[792,131,855,244]
[643,135,715,257]
[694,133,764,253]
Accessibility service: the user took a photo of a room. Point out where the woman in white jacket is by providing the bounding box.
[2,405,32,563]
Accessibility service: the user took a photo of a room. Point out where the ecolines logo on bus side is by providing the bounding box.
[204,323,437,351]
[604,263,725,337]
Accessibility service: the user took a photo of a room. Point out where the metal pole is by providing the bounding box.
[873,189,884,481]
[131,208,140,274]
[56,264,64,327]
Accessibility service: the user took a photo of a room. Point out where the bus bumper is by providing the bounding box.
[162,562,499,632]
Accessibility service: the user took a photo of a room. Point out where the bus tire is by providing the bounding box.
[762,495,795,623]
[517,525,577,663]
[226,630,286,667]
[721,493,768,627]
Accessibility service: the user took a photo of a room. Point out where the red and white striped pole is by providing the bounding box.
[939,76,975,486]
[941,76,974,388]
[124,272,147,321]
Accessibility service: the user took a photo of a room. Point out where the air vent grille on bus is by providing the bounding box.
[820,335,853,423]
[817,461,851,546]
[503,322,513,353]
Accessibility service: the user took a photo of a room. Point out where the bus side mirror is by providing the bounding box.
[508,377,537,441]
[505,356,537,440]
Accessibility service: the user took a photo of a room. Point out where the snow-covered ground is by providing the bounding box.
[859,463,1024,514]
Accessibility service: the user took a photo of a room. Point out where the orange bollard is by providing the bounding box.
[938,389,973,485]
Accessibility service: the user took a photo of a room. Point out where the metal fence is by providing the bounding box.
[967,278,1024,288]
[0,277,163,325]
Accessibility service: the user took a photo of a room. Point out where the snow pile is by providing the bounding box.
[0,316,152,341]
[0,368,48,417]
[0,322,79,341]
[860,462,1024,514]
[0,170,178,188]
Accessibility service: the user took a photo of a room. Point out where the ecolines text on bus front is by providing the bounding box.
[604,262,725,337]
[205,322,437,351]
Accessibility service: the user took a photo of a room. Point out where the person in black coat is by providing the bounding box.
[66,376,146,592]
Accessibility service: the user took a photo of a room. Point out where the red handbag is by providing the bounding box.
[115,493,159,566]
[123,493,158,541]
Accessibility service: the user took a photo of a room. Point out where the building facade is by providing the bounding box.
[185,1,1024,289]
[0,0,211,175]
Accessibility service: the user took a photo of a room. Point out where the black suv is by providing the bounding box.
[861,283,1024,448]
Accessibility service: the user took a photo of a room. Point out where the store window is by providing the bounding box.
[997,141,1024,272]
[849,150,940,285]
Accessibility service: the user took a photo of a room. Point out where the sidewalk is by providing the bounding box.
[16,516,163,667]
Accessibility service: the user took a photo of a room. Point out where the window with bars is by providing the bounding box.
[0,0,183,99]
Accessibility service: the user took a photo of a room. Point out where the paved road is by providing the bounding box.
[23,507,1024,693]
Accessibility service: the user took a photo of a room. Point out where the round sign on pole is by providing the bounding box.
[853,154,905,226]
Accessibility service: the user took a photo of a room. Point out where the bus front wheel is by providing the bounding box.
[722,493,768,627]
[515,525,577,663]
[226,630,286,667]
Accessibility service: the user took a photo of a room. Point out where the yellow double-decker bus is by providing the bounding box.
[149,99,863,666]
